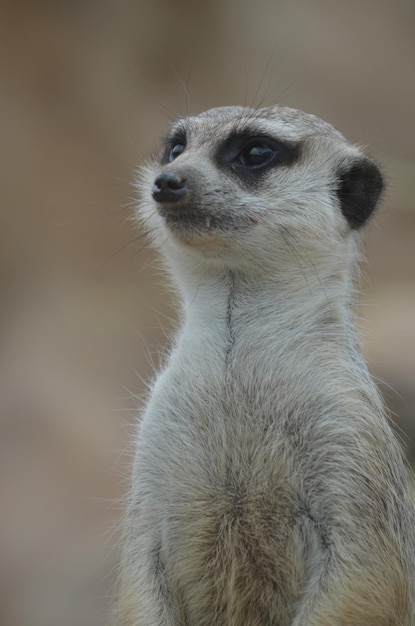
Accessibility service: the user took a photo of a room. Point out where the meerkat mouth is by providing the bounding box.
[164,212,214,226]
[158,207,257,237]
[160,209,232,235]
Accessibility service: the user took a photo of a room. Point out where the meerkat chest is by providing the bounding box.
[134,356,306,624]
[136,342,302,514]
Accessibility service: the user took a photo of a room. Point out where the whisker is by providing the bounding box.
[169,60,192,118]
[130,64,179,122]
[249,43,278,110]
[260,72,304,108]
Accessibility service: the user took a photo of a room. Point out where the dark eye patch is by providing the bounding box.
[216,131,301,185]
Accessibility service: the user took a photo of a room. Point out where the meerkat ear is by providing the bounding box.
[336,158,383,229]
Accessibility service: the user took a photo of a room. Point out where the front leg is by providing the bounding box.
[110,533,179,626]
[292,548,413,626]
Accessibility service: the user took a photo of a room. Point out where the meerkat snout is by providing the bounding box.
[152,170,188,204]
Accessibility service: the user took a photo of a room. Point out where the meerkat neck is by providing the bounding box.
[173,262,356,368]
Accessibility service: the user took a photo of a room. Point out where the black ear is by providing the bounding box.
[337,158,383,229]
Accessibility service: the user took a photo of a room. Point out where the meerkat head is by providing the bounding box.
[138,105,383,274]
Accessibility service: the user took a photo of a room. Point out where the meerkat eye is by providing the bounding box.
[169,143,186,162]
[236,142,277,169]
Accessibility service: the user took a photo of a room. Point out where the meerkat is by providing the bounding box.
[112,105,415,625]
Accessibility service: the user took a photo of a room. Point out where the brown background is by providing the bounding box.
[0,1,414,624]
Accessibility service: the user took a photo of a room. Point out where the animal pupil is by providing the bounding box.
[169,143,185,162]
[237,143,277,168]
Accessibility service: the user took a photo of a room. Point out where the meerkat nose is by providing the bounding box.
[152,171,188,203]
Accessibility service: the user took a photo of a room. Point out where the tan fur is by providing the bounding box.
[111,105,415,625]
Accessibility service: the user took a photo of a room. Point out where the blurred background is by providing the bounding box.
[0,1,414,624]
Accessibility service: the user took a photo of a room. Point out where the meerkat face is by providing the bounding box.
[139,106,383,268]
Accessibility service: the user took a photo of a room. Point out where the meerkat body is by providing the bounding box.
[114,106,415,625]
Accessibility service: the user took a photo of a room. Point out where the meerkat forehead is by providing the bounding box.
[168,105,347,145]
